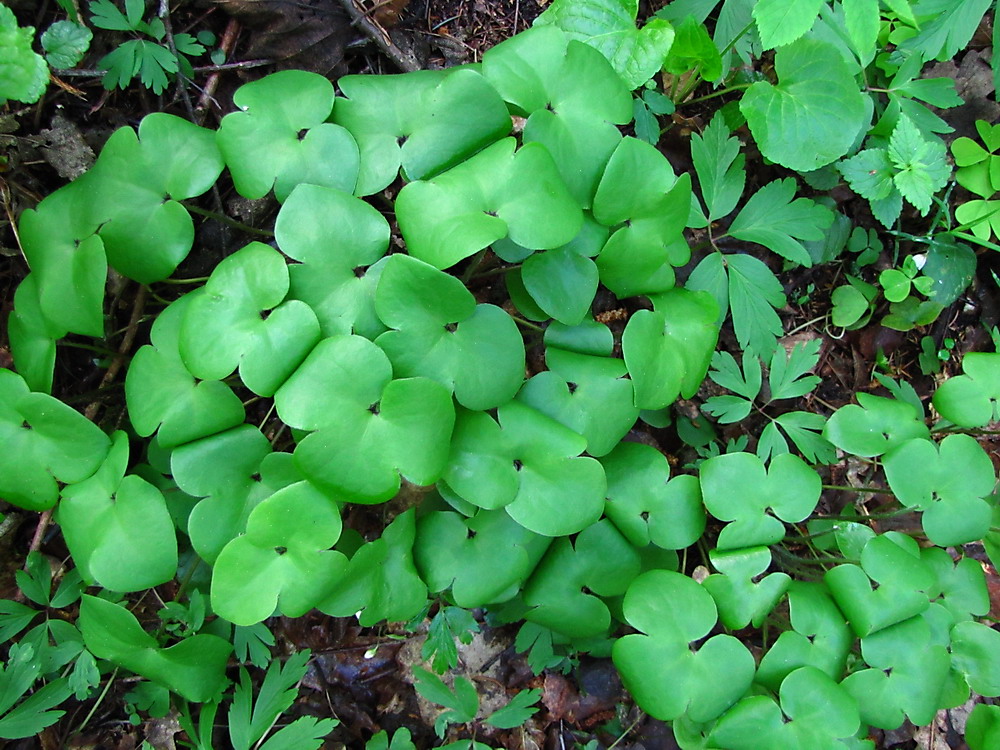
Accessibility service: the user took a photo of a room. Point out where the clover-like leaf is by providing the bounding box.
[318,510,427,626]
[825,532,936,638]
[415,509,551,608]
[702,546,790,630]
[613,570,756,722]
[950,619,1000,699]
[755,581,853,692]
[374,254,524,410]
[922,547,990,625]
[883,434,995,546]
[699,452,820,550]
[534,0,675,89]
[273,183,390,339]
[520,242,602,326]
[932,352,1000,427]
[482,25,632,206]
[442,401,606,536]
[0,369,111,511]
[841,613,951,729]
[217,70,360,201]
[78,595,231,703]
[8,274,60,394]
[396,138,582,269]
[622,288,719,410]
[334,67,511,195]
[18,176,106,337]
[125,293,245,448]
[211,480,348,626]
[823,392,930,457]
[275,335,455,503]
[601,441,705,549]
[179,242,321,396]
[58,432,177,592]
[89,113,224,283]
[740,38,870,171]
[522,519,640,638]
[517,347,637,457]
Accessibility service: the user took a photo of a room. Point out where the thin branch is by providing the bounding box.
[337,0,421,72]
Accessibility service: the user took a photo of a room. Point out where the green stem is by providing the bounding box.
[184,203,274,238]
[472,263,521,279]
[821,484,894,494]
[460,249,487,284]
[511,315,544,332]
[720,19,756,57]
[160,276,210,284]
[73,667,119,736]
[681,82,752,106]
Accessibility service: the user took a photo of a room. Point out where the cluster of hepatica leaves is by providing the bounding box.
[6,11,1000,749]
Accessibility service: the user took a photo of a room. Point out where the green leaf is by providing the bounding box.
[422,606,481,674]
[485,688,542,729]
[691,112,745,223]
[58,432,178,592]
[333,68,511,195]
[397,138,582,270]
[663,15,722,81]
[534,0,676,89]
[726,253,786,359]
[41,21,92,69]
[740,39,870,171]
[933,352,1000,427]
[0,369,111,511]
[968,704,1000,750]
[521,245,601,326]
[217,70,360,201]
[8,274,58,394]
[727,178,833,267]
[702,546,790,630]
[0,6,48,104]
[898,0,992,62]
[708,349,762,401]
[413,667,479,736]
[374,254,525,410]
[229,651,312,750]
[752,0,823,49]
[839,147,895,202]
[621,288,720,409]
[78,595,231,702]
[613,570,755,722]
[0,602,38,644]
[700,451,821,549]
[768,339,821,401]
[843,0,880,65]
[258,717,337,750]
[823,392,929,457]
[888,115,951,214]
[179,242,321,396]
[90,0,140,31]
[773,411,837,464]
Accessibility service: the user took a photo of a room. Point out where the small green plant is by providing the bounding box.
[0,4,90,104]
[953,120,1000,242]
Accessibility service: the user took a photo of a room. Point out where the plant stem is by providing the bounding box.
[73,667,119,736]
[511,315,544,332]
[821,484,894,494]
[720,19,756,57]
[160,276,210,284]
[184,203,274,237]
[682,83,752,106]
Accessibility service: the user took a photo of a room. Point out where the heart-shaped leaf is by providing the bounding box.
[932,352,1000,428]
[78,595,230,703]
[699,452,820,550]
[334,67,511,195]
[18,177,106,337]
[125,293,245,448]
[415,509,551,608]
[274,183,390,339]
[950,620,1000,698]
[601,441,705,549]
[522,519,640,638]
[179,242,321,396]
[755,581,852,692]
[217,70,360,201]
[622,288,719,409]
[883,434,995,546]
[534,0,676,89]
[841,613,951,729]
[825,532,936,637]
[517,347,637,456]
[396,138,582,269]
[702,546,791,629]
[211,480,348,625]
[613,569,756,722]
[374,254,524,410]
[482,25,631,206]
[710,666,860,749]
[89,113,224,283]
[58,432,177,592]
[740,38,870,171]
[318,510,427,626]
[520,246,600,326]
[0,369,111,511]
[8,274,60,393]
[823,392,930,457]
[275,335,455,503]
[441,401,606,536]
[922,548,990,625]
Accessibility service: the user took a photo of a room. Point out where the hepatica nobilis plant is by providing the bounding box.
[6,8,1000,749]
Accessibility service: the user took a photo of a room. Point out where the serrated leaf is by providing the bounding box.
[752,0,824,49]
[691,112,745,222]
[888,116,951,214]
[740,39,869,171]
[768,339,821,401]
[839,147,896,201]
[41,21,92,69]
[727,179,833,267]
[0,7,47,104]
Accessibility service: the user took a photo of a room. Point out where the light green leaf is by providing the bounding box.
[0,6,48,104]
[740,39,869,171]
[752,0,824,49]
[898,0,992,62]
[691,112,745,222]
[41,21,92,69]
[888,115,951,214]
[839,147,896,201]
